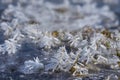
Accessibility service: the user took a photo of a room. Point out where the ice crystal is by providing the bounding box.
[46,46,75,72]
[38,32,61,49]
[20,57,44,74]
[0,22,13,36]
[0,39,21,54]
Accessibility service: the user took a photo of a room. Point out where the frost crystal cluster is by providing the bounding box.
[0,0,120,80]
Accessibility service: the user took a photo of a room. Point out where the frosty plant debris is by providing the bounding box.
[0,26,120,77]
[0,0,120,79]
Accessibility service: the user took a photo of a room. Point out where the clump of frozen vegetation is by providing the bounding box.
[0,0,120,79]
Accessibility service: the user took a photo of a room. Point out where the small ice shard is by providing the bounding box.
[95,55,108,64]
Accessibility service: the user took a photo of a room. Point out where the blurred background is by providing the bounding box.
[0,0,120,30]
